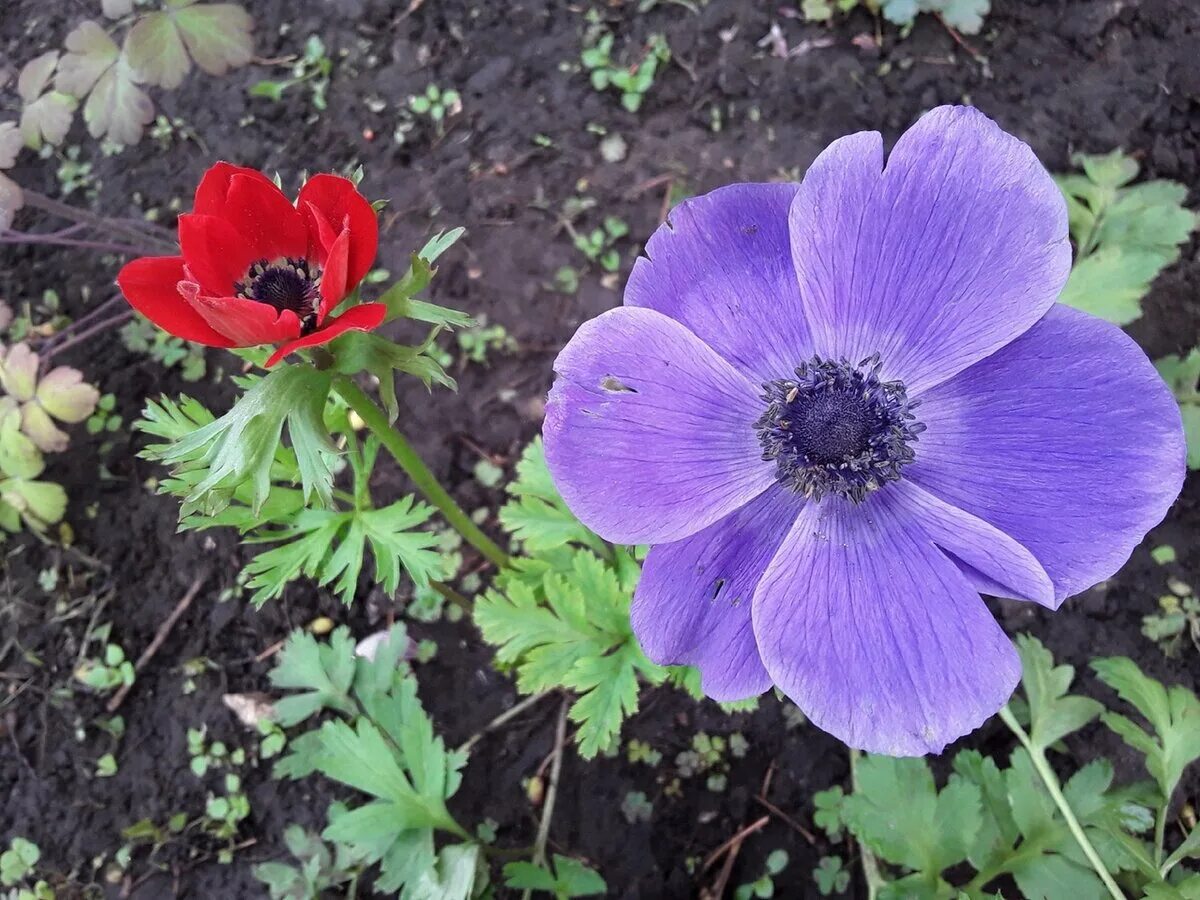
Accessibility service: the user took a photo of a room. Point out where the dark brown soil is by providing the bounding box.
[2,0,1199,897]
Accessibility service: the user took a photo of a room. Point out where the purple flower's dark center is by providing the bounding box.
[754,354,924,503]
[235,257,322,334]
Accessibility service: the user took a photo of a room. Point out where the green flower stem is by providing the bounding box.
[333,376,510,570]
[849,748,885,900]
[1154,802,1168,868]
[998,706,1126,900]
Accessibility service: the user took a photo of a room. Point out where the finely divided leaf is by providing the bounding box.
[1156,350,1200,470]
[138,365,337,517]
[268,626,357,725]
[1092,656,1200,801]
[1056,150,1197,326]
[1015,634,1103,752]
[476,549,665,757]
[499,439,603,554]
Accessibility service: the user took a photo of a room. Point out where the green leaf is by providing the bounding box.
[126,0,253,89]
[1058,246,1177,326]
[842,755,980,880]
[1092,656,1200,801]
[18,52,78,149]
[952,750,1018,872]
[1156,350,1200,470]
[268,627,357,726]
[924,0,990,33]
[476,548,664,757]
[1015,634,1103,752]
[243,495,440,606]
[499,439,600,553]
[138,365,337,518]
[1162,826,1200,875]
[1056,150,1196,326]
[82,55,155,145]
[504,855,606,897]
[56,21,120,97]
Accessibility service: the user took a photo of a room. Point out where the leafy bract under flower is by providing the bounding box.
[138,364,337,517]
[543,105,1187,755]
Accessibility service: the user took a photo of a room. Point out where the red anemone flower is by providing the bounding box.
[117,162,385,367]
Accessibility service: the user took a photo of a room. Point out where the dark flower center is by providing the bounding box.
[235,257,322,334]
[754,355,924,503]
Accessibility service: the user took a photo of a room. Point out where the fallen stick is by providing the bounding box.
[106,572,209,713]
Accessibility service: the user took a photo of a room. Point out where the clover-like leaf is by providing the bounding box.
[0,478,68,531]
[925,0,990,33]
[102,0,135,16]
[83,56,155,145]
[0,343,38,401]
[126,0,253,90]
[0,122,21,169]
[18,52,78,149]
[57,20,120,97]
[35,366,100,424]
[0,399,45,479]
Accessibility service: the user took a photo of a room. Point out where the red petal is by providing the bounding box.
[318,226,351,319]
[264,302,387,367]
[297,174,378,289]
[193,162,280,217]
[178,213,258,297]
[178,281,304,346]
[222,173,308,262]
[116,256,235,348]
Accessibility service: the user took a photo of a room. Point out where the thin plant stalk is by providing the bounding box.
[332,376,510,570]
[19,189,178,253]
[998,706,1126,900]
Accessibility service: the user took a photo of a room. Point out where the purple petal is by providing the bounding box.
[752,494,1020,756]
[626,183,814,382]
[910,304,1186,606]
[888,480,1054,606]
[789,105,1071,394]
[631,487,803,701]
[544,307,774,545]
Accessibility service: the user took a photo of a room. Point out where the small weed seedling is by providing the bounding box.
[120,317,206,382]
[620,790,653,825]
[812,855,850,896]
[74,639,134,693]
[802,0,990,34]
[249,35,333,111]
[572,216,628,272]
[1143,575,1200,658]
[409,85,462,132]
[581,32,671,112]
[735,849,789,900]
[1,838,52,899]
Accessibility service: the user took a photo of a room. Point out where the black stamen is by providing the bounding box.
[754,354,923,503]
[234,257,322,332]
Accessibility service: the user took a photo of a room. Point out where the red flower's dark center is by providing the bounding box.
[235,257,322,334]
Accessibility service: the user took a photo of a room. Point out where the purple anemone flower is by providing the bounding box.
[542,106,1186,756]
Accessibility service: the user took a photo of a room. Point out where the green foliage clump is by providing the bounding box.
[477,439,668,758]
[828,635,1200,899]
[249,35,333,111]
[802,0,990,34]
[581,32,671,113]
[265,625,482,898]
[135,234,470,606]
[1156,350,1200,472]
[1057,150,1197,326]
[0,1,253,227]
[0,341,99,534]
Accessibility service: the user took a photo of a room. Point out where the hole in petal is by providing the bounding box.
[600,375,638,393]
